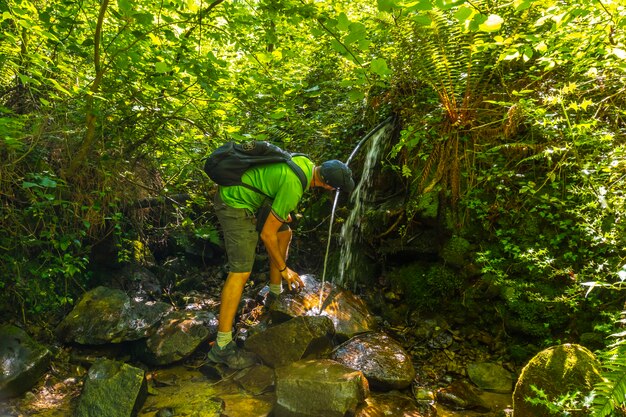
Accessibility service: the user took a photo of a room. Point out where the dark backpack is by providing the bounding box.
[203,140,308,196]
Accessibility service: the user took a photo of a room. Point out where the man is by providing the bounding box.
[207,154,355,369]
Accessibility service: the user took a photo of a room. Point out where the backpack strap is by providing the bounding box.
[240,157,308,196]
[285,159,308,192]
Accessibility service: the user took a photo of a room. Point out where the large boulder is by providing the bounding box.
[75,359,146,417]
[268,274,377,340]
[0,325,51,399]
[274,359,369,417]
[245,315,334,368]
[55,286,172,345]
[513,344,602,417]
[134,310,218,365]
[331,332,415,390]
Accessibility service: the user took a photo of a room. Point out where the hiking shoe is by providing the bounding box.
[265,291,279,308]
[206,341,257,369]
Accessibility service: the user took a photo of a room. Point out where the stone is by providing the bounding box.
[355,392,424,416]
[331,332,416,390]
[234,364,275,395]
[55,286,172,345]
[513,344,602,417]
[0,325,51,399]
[467,362,513,393]
[436,380,490,412]
[245,315,334,368]
[75,359,146,417]
[274,359,369,417]
[135,310,217,365]
[268,274,377,340]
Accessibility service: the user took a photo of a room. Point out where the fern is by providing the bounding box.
[591,337,626,416]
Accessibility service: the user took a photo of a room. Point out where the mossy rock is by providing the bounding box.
[440,235,471,268]
[513,344,602,417]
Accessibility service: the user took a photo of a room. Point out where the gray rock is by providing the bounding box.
[75,359,146,417]
[467,362,513,393]
[0,325,51,399]
[331,332,416,390]
[274,359,369,417]
[135,310,217,365]
[55,286,172,344]
[269,274,377,340]
[245,315,334,368]
[513,344,602,417]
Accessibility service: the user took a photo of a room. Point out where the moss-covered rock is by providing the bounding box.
[513,344,602,417]
[440,235,471,268]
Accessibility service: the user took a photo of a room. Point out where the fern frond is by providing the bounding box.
[591,332,626,416]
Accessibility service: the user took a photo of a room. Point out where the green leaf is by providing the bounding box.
[370,58,391,77]
[377,0,394,12]
[454,6,473,22]
[337,13,350,32]
[155,61,169,73]
[347,90,365,102]
[22,181,40,188]
[117,0,132,13]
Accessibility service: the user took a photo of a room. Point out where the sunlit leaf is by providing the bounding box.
[434,0,465,10]
[514,0,533,11]
[612,48,626,60]
[478,14,503,32]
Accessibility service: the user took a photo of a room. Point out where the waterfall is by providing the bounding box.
[336,122,394,289]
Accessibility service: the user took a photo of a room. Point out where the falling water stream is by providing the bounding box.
[318,117,394,311]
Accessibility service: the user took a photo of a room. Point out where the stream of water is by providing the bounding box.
[317,118,394,309]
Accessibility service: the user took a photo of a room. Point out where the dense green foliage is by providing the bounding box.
[1,0,626,413]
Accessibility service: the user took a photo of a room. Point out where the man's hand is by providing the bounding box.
[281,267,304,292]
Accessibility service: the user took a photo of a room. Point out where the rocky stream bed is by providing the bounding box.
[0,261,522,416]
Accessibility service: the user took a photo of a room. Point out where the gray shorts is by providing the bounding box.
[214,192,258,273]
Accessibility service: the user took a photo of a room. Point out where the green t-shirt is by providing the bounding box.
[218,156,314,221]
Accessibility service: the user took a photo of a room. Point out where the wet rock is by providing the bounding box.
[245,315,334,368]
[141,366,224,415]
[217,392,274,417]
[331,332,416,390]
[0,325,51,399]
[55,286,172,345]
[436,380,490,412]
[355,391,424,416]
[467,362,513,393]
[75,359,146,417]
[268,274,377,340]
[234,364,275,395]
[513,344,602,417]
[274,359,369,417]
[134,310,217,365]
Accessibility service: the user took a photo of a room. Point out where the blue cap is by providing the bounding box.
[320,160,355,193]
